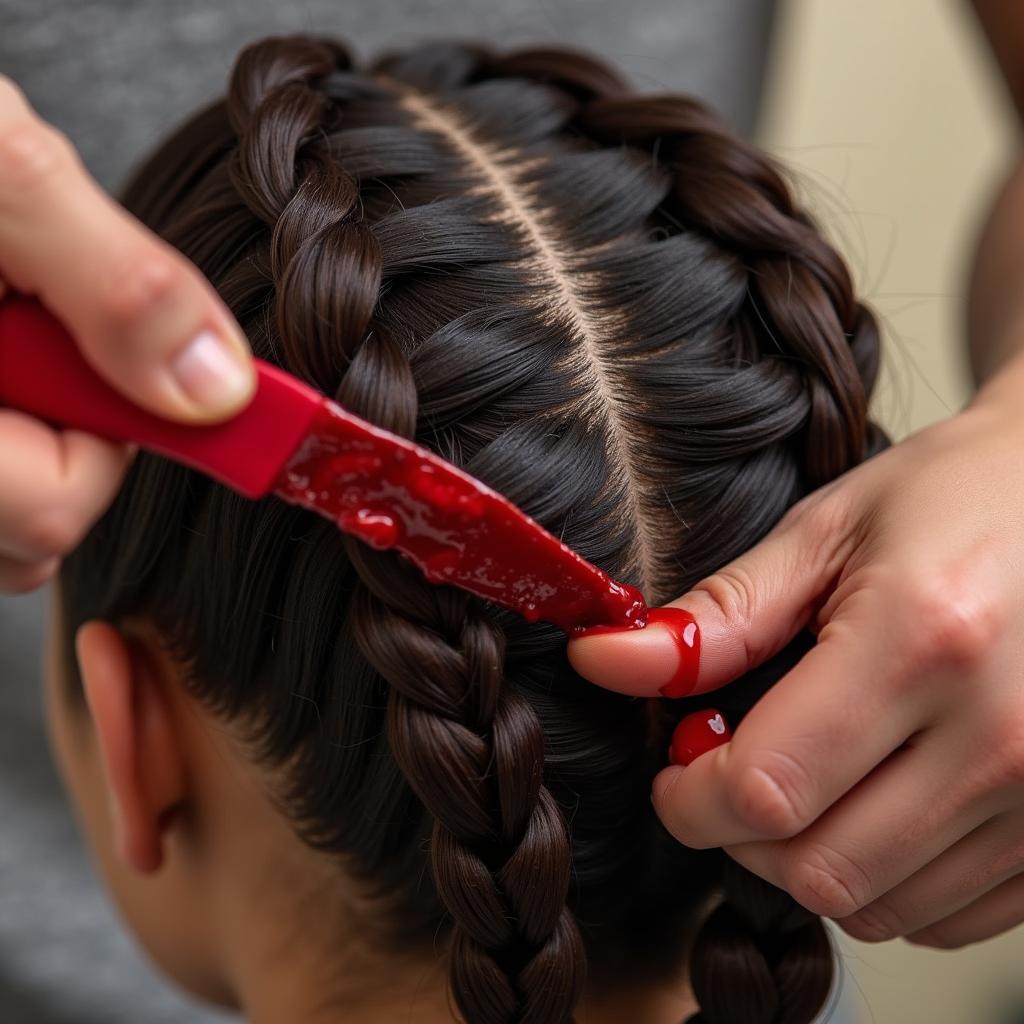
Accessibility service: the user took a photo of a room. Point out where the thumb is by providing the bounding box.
[567,501,854,697]
[0,78,254,423]
[71,235,256,424]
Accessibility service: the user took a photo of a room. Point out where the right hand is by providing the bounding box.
[0,75,254,594]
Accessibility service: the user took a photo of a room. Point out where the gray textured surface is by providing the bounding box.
[0,2,789,1022]
[1,0,777,194]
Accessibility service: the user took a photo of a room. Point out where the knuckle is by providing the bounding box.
[782,488,852,553]
[20,508,83,559]
[97,249,182,331]
[900,576,1003,672]
[0,118,72,196]
[695,564,774,672]
[697,564,757,633]
[783,842,874,918]
[726,752,816,838]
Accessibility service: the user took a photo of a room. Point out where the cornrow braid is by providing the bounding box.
[685,861,835,1024]
[350,562,585,1024]
[61,33,890,1024]
[226,37,586,1024]
[226,37,382,384]
[576,94,882,486]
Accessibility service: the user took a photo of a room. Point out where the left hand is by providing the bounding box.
[568,361,1024,950]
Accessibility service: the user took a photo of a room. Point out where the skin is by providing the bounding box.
[43,597,698,1022]
[568,0,1024,952]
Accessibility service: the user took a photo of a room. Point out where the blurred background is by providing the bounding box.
[763,3,1021,1022]
[0,1,1021,1023]
[764,0,1006,438]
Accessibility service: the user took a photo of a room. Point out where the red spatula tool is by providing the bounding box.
[0,294,648,634]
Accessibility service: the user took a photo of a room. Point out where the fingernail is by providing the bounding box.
[669,709,731,766]
[170,330,253,413]
[648,607,700,698]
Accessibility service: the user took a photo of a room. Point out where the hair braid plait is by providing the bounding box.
[226,35,383,389]
[572,94,882,486]
[682,860,834,1024]
[566,88,849,1024]
[226,35,587,1024]
[347,555,586,1024]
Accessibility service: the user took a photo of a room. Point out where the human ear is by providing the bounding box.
[76,621,187,874]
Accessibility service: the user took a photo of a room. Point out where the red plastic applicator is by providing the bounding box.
[0,295,648,634]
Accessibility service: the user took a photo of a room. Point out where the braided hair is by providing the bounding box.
[61,34,884,1024]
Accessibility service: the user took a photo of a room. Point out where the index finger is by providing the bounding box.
[566,491,859,698]
[651,614,932,850]
[0,76,253,422]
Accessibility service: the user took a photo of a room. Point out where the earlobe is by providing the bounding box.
[76,621,186,875]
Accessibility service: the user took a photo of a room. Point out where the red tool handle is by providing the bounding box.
[0,295,324,498]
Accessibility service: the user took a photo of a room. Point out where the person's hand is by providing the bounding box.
[569,360,1024,950]
[0,76,254,594]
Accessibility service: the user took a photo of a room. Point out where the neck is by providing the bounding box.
[202,764,697,1023]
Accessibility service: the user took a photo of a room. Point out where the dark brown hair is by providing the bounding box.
[61,35,885,1024]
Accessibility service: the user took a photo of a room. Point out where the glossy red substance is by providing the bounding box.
[576,606,701,698]
[669,709,732,766]
[651,607,701,698]
[274,399,649,633]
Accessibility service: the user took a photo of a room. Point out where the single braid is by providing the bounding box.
[568,91,854,1024]
[227,36,382,387]
[576,94,880,486]
[684,862,834,1024]
[348,557,586,1024]
[228,36,586,1024]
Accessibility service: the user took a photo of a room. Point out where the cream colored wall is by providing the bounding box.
[760,3,1022,1022]
[761,0,1013,437]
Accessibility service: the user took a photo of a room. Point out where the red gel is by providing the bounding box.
[669,709,732,766]
[274,399,648,633]
[575,606,700,697]
[651,608,700,698]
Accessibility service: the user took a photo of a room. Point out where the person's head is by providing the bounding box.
[49,34,884,1024]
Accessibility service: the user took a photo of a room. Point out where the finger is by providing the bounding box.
[835,810,1024,942]
[721,725,992,919]
[0,553,60,594]
[567,492,856,697]
[651,601,932,849]
[0,76,254,422]
[0,411,130,562]
[905,871,1024,949]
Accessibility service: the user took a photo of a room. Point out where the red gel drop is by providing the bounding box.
[274,399,649,633]
[669,709,732,766]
